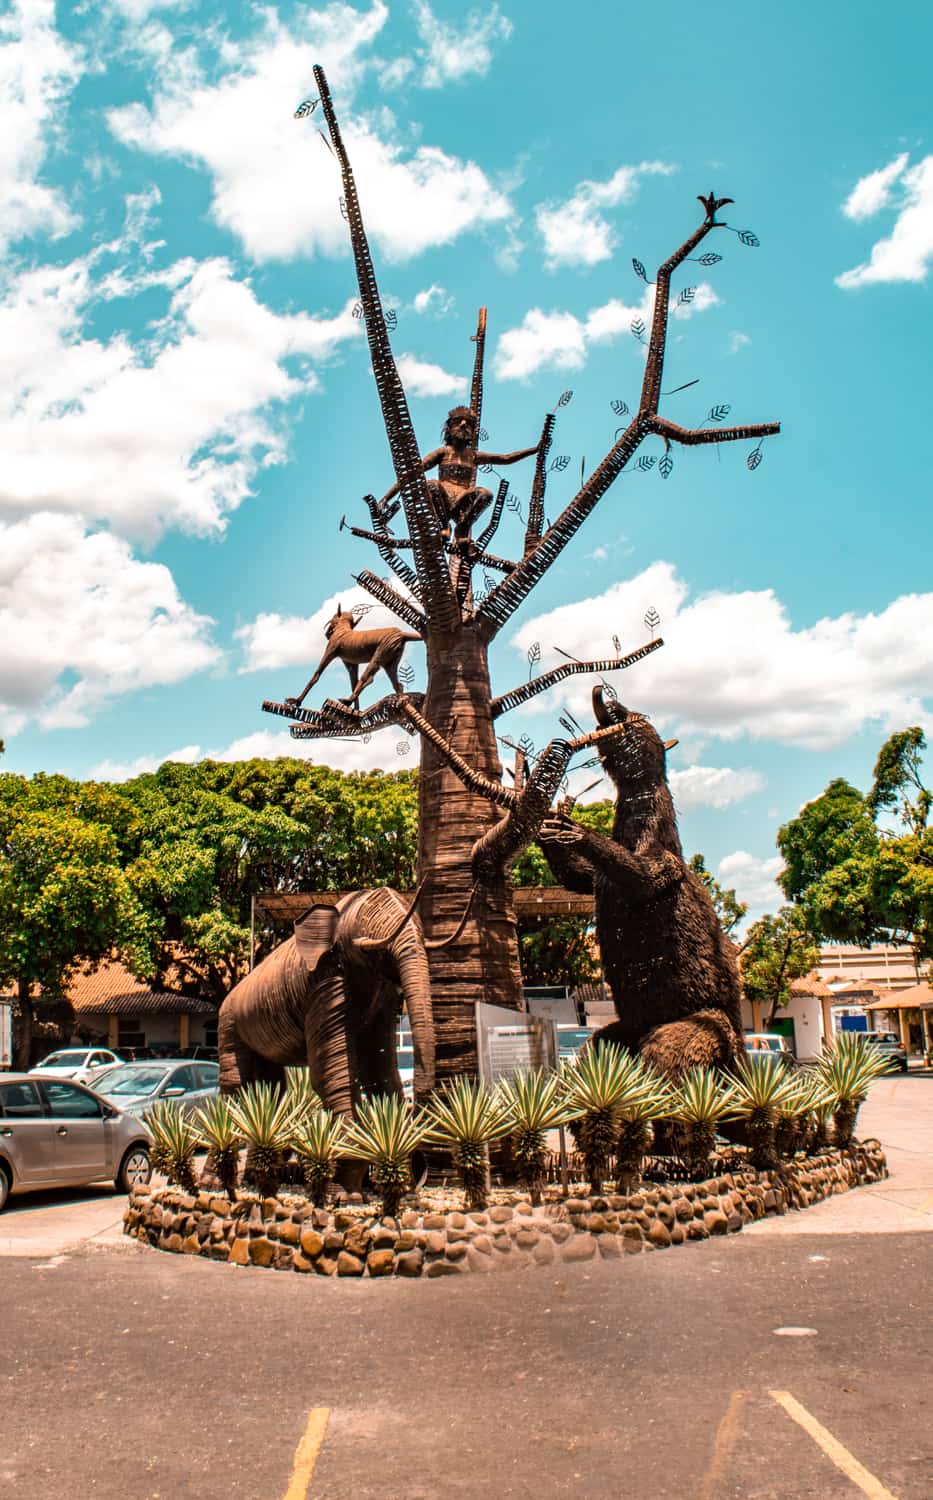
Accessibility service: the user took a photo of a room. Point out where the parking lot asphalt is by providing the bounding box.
[2,1075,931,1499]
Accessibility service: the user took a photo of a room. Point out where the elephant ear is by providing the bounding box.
[294,904,339,972]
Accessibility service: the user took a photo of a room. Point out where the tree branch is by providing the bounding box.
[650,417,780,447]
[352,570,426,634]
[476,197,780,639]
[524,413,555,555]
[490,638,663,719]
[314,66,458,632]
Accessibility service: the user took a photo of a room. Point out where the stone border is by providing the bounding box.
[124,1143,887,1279]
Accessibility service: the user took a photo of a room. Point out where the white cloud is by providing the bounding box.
[536,161,675,270]
[411,1,512,88]
[494,281,718,381]
[0,246,361,540]
[0,0,82,251]
[236,586,423,679]
[413,283,453,316]
[91,727,413,780]
[728,330,750,353]
[512,561,933,751]
[837,154,933,287]
[0,513,219,730]
[396,353,467,397]
[90,744,201,781]
[717,850,784,921]
[669,765,764,811]
[108,4,513,264]
[842,152,909,222]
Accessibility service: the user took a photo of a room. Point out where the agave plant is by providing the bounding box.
[496,1069,576,1205]
[147,1100,199,1193]
[614,1059,676,1189]
[728,1054,796,1170]
[671,1067,737,1181]
[774,1072,830,1159]
[284,1067,323,1126]
[145,1099,175,1178]
[342,1094,431,1219]
[192,1095,243,1197]
[424,1076,513,1209]
[817,1033,895,1147]
[228,1082,298,1199]
[562,1042,656,1195]
[291,1108,348,1207]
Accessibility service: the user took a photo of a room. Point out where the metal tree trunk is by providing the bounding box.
[418,623,522,1082]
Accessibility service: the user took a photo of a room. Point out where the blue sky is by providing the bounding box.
[1,0,931,920]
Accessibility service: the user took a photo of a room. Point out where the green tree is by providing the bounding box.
[0,804,150,1066]
[739,907,820,1027]
[688,853,747,937]
[868,727,930,835]
[513,800,613,989]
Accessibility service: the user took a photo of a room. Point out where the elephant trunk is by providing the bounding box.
[394,932,436,1098]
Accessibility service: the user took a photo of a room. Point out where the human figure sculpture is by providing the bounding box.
[538,688,745,1076]
[378,406,540,541]
[286,604,420,709]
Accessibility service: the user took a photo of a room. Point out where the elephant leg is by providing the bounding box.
[303,970,357,1119]
[640,1009,742,1079]
[217,1009,286,1094]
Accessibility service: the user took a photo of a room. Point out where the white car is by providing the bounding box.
[29,1048,122,1085]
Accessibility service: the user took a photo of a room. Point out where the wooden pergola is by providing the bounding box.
[254,887,595,925]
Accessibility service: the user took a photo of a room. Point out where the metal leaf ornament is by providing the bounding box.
[696,252,722,267]
[527,641,541,679]
[632,257,648,282]
[294,98,319,118]
[339,197,348,220]
[737,230,760,247]
[351,604,373,622]
[707,403,731,424]
[557,390,573,408]
[478,426,489,441]
[677,286,696,307]
[550,455,570,473]
[352,302,364,319]
[747,442,764,471]
[644,606,661,636]
[398,661,415,686]
[634,455,656,472]
[385,309,398,331]
[658,451,674,479]
[518,733,535,755]
[396,739,410,756]
[630,317,647,343]
[611,399,629,417]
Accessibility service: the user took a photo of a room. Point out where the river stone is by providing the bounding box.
[228,1237,249,1265]
[249,1237,275,1267]
[315,1255,338,1276]
[532,1237,555,1265]
[562,1234,598,1262]
[446,1212,467,1229]
[367,1249,395,1277]
[371,1226,398,1250]
[343,1224,371,1257]
[182,1234,200,1255]
[336,1251,364,1277]
[489,1206,513,1224]
[515,1230,539,1251]
[426,1260,462,1277]
[422,1214,446,1230]
[300,1228,324,1258]
[472,1234,493,1254]
[445,1242,468,1263]
[467,1246,494,1273]
[395,1247,424,1277]
[400,1211,420,1229]
[647,1220,671,1248]
[277,1220,300,1246]
[492,1235,512,1253]
[467,1212,489,1226]
[550,1223,573,1245]
[292,1253,312,1274]
[686,1221,708,1241]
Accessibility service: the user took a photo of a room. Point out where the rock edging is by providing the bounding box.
[123,1143,887,1280]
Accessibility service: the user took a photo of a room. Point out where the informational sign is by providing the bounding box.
[475,1000,558,1084]
[0,999,12,1071]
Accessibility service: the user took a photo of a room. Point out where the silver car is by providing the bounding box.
[0,1073,151,1212]
[29,1047,122,1084]
[94,1059,219,1117]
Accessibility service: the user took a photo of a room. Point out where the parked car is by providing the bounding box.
[855,1031,908,1073]
[0,1073,151,1212]
[29,1047,122,1084]
[92,1059,219,1117]
[743,1033,797,1068]
[397,1044,415,1101]
[556,1025,594,1060]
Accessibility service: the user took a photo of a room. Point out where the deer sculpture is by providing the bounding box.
[286,605,421,709]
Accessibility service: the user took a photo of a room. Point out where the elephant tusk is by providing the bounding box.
[424,883,478,950]
[357,880,426,952]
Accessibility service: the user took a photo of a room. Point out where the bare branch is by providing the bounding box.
[353,570,426,634]
[397,697,518,809]
[474,478,509,552]
[490,638,663,719]
[470,306,487,426]
[314,66,458,631]
[650,417,781,447]
[524,413,555,555]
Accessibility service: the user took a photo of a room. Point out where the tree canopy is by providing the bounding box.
[739,907,820,1026]
[777,728,933,969]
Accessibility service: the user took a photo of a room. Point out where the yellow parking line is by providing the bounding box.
[283,1407,330,1500]
[700,1389,747,1498]
[770,1391,899,1499]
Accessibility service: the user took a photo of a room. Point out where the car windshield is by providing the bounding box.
[38,1050,87,1067]
[557,1029,593,1053]
[99,1065,170,1096]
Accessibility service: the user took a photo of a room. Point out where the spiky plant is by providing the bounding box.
[291,1109,348,1207]
[284,1067,323,1127]
[192,1095,243,1197]
[775,1072,830,1159]
[342,1094,431,1219]
[671,1068,737,1181]
[562,1043,655,1195]
[614,1059,676,1189]
[150,1101,199,1193]
[424,1076,514,1209]
[145,1099,175,1178]
[816,1033,895,1147]
[228,1082,297,1199]
[496,1069,576,1205]
[728,1054,796,1170]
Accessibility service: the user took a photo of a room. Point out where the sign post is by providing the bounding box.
[475,1002,563,1189]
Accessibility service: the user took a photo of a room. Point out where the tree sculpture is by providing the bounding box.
[262,66,779,1085]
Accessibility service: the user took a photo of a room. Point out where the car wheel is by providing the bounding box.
[116,1145,152,1193]
[0,1162,11,1214]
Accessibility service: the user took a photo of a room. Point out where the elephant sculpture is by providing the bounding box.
[218,885,467,1115]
